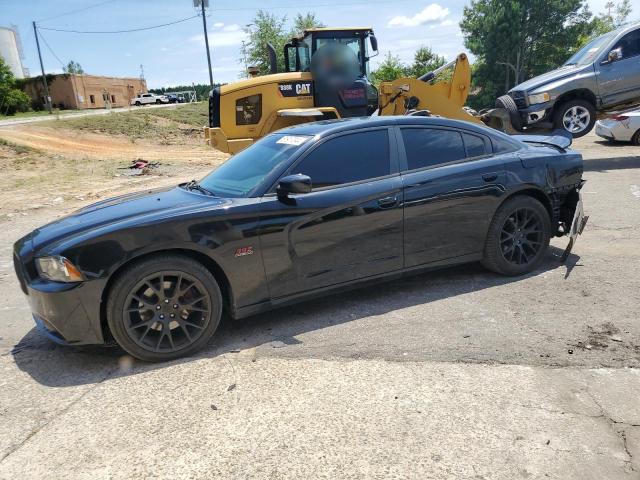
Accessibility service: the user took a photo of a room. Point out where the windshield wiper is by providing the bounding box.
[184,180,214,196]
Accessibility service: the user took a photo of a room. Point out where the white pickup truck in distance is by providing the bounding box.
[130,93,169,106]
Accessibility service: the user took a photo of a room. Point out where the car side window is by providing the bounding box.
[462,132,489,158]
[401,128,465,171]
[613,29,640,59]
[292,130,390,189]
[491,136,519,154]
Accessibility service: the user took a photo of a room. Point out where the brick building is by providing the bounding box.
[22,74,148,110]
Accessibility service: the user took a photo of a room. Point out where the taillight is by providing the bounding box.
[613,115,629,121]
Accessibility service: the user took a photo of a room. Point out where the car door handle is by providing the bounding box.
[377,196,398,208]
[482,173,498,182]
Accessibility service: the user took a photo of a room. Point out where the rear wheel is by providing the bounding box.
[107,255,222,362]
[135,101,141,106]
[482,196,551,276]
[553,99,596,138]
[631,129,640,146]
[156,99,161,104]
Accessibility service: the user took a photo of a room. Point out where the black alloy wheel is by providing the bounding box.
[124,271,211,353]
[482,196,551,276]
[499,208,544,266]
[107,255,222,362]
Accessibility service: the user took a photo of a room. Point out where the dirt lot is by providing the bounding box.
[0,116,639,479]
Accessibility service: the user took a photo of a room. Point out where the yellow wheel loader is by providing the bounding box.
[204,27,512,154]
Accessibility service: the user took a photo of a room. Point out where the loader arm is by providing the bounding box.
[377,53,482,125]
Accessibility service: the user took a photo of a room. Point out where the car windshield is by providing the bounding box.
[564,30,617,66]
[197,133,311,198]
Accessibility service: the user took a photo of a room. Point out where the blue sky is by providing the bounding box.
[2,0,632,88]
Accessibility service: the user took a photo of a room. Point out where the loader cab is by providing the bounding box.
[284,27,379,116]
[283,27,378,77]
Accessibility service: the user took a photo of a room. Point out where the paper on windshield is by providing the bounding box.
[276,135,308,146]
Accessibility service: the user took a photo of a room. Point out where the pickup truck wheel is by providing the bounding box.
[135,101,141,106]
[107,255,222,362]
[631,129,640,146]
[553,99,596,138]
[156,99,161,104]
[482,196,551,276]
[495,95,523,131]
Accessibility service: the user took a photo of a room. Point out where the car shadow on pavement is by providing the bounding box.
[583,155,640,172]
[12,246,580,388]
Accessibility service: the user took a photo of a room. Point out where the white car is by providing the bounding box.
[130,93,169,106]
[595,110,640,144]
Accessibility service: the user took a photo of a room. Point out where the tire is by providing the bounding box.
[482,196,551,276]
[553,99,596,138]
[495,94,523,131]
[156,99,161,104]
[107,254,222,362]
[631,129,640,146]
[135,101,141,106]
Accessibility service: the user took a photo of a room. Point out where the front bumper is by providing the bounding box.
[518,101,554,126]
[23,279,106,345]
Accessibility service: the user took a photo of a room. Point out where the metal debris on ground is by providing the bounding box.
[118,159,160,176]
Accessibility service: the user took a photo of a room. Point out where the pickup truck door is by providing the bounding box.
[597,28,640,106]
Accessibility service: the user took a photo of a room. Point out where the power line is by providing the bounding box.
[36,28,66,68]
[37,0,119,23]
[209,0,414,11]
[37,14,200,34]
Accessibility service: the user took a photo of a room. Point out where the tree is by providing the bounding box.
[460,0,597,109]
[241,10,323,76]
[409,46,446,78]
[63,60,84,74]
[292,13,325,36]
[588,0,632,37]
[369,52,410,86]
[0,57,30,115]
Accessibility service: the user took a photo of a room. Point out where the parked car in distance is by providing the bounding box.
[166,94,179,103]
[130,93,169,106]
[497,21,640,138]
[13,117,585,362]
[595,110,640,144]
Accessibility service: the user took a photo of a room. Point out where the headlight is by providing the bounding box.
[35,256,84,282]
[528,92,550,105]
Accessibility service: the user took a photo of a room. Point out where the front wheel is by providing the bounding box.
[482,196,551,276]
[553,99,596,138]
[107,255,222,362]
[135,101,141,106]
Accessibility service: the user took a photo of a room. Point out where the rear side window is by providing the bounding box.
[401,128,465,170]
[462,133,489,158]
[293,130,390,189]
[491,136,520,154]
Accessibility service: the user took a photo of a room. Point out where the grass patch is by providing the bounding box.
[52,102,208,143]
[0,137,40,155]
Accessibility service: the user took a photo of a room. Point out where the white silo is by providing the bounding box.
[0,26,26,79]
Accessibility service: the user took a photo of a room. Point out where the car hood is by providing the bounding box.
[28,186,230,252]
[510,64,592,93]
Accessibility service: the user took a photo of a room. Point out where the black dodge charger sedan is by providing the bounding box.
[14,117,585,362]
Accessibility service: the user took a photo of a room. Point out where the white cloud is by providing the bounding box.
[388,4,450,28]
[190,24,244,47]
[213,22,224,28]
[440,19,455,27]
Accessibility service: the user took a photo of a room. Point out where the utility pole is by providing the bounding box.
[32,21,52,114]
[196,0,214,87]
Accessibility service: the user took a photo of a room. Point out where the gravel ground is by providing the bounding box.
[0,131,639,479]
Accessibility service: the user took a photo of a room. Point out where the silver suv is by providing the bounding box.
[497,22,640,137]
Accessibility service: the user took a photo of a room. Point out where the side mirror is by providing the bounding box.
[277,174,312,198]
[607,47,622,63]
[369,34,378,53]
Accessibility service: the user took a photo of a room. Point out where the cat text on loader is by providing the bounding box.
[203,27,512,154]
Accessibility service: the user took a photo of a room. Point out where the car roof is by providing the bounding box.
[277,115,506,139]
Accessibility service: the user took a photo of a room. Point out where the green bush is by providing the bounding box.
[0,87,30,115]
